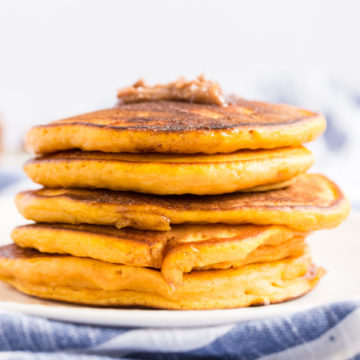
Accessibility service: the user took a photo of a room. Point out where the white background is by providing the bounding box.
[0,0,359,148]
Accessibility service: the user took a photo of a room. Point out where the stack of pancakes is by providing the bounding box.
[0,81,350,309]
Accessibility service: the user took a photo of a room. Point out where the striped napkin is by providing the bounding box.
[0,302,359,359]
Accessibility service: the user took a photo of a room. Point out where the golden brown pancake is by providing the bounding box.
[24,147,313,195]
[12,223,306,286]
[16,174,350,231]
[26,99,326,154]
[0,244,323,309]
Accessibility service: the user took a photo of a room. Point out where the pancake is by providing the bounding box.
[24,147,313,195]
[0,244,323,309]
[16,174,350,231]
[11,223,306,286]
[25,99,326,155]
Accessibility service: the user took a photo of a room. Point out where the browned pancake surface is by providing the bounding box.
[26,97,326,154]
[0,244,44,260]
[45,99,319,132]
[24,174,344,211]
[25,147,307,164]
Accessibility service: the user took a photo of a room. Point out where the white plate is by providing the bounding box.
[0,195,358,328]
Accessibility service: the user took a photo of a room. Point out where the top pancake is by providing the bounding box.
[26,99,326,154]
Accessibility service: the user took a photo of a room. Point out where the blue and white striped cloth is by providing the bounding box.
[0,302,359,359]
[1,80,360,359]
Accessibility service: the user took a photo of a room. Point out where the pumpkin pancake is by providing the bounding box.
[0,244,323,309]
[16,174,350,231]
[24,147,313,195]
[26,98,326,155]
[11,223,306,286]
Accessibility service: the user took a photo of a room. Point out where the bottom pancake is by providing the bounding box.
[0,244,323,310]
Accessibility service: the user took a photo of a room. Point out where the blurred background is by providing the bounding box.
[0,0,359,206]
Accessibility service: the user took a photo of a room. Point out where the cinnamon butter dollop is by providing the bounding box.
[117,75,225,106]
